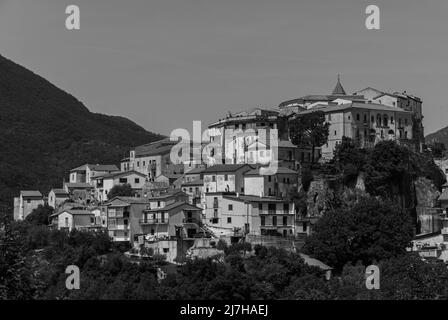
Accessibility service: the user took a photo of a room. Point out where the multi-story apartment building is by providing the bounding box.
[181,179,205,208]
[104,196,150,242]
[13,191,44,221]
[243,167,298,199]
[204,193,295,237]
[121,138,184,182]
[203,164,254,194]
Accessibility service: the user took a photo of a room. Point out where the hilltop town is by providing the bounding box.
[11,76,448,268]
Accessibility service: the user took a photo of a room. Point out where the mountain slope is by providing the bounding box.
[426,126,448,146]
[0,54,163,207]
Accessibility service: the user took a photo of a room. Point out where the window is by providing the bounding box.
[137,161,140,167]
[356,114,360,121]
[283,203,289,213]
[348,115,351,120]
[143,161,146,166]
[371,115,374,123]
[124,219,128,225]
[212,175,216,182]
[268,203,276,212]
[272,216,277,226]
[391,116,394,124]
[27,199,30,204]
[404,131,408,139]
[90,217,94,224]
[135,178,140,184]
[227,217,232,224]
[383,115,388,126]
[224,174,228,181]
[258,203,263,211]
[119,178,127,183]
[163,248,169,253]
[364,114,367,122]
[261,216,265,226]
[228,204,233,211]
[283,216,288,226]
[189,187,193,192]
[213,209,218,219]
[65,217,69,227]
[157,201,161,207]
[124,232,128,237]
[405,118,408,126]
[268,176,272,182]
[334,130,337,136]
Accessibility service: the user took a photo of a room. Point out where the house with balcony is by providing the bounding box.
[139,201,203,240]
[204,193,295,237]
[181,179,204,208]
[104,196,150,242]
[13,190,44,221]
[243,166,298,199]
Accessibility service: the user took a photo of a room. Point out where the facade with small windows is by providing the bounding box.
[104,196,150,242]
[13,191,44,221]
[121,138,185,182]
[181,179,205,208]
[48,189,69,209]
[305,102,414,160]
[92,170,147,202]
[243,167,298,198]
[204,193,295,237]
[203,164,254,194]
[54,210,95,232]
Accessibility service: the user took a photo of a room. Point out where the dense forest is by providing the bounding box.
[0,54,163,208]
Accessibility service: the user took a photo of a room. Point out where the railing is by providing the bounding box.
[139,218,168,225]
[183,218,200,224]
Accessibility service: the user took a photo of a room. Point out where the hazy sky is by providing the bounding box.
[1,0,447,136]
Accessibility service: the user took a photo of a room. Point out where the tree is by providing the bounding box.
[107,184,134,200]
[303,196,414,272]
[289,111,329,163]
[0,213,38,299]
[25,204,54,226]
[332,137,368,185]
[427,142,446,159]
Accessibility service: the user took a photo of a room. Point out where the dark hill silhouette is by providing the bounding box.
[0,54,163,208]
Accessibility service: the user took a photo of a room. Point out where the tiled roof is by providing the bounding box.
[181,179,204,186]
[70,164,119,172]
[223,194,289,203]
[50,189,69,196]
[95,170,147,180]
[185,167,206,175]
[146,201,202,212]
[203,164,254,173]
[64,183,94,189]
[20,190,42,198]
[438,189,448,201]
[299,253,333,270]
[332,75,346,95]
[147,190,188,200]
[297,102,412,115]
[245,167,297,176]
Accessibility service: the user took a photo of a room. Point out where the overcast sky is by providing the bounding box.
[1,0,447,136]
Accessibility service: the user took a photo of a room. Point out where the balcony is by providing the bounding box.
[183,217,200,224]
[139,218,168,225]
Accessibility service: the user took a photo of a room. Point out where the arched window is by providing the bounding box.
[383,114,388,126]
[376,114,382,127]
